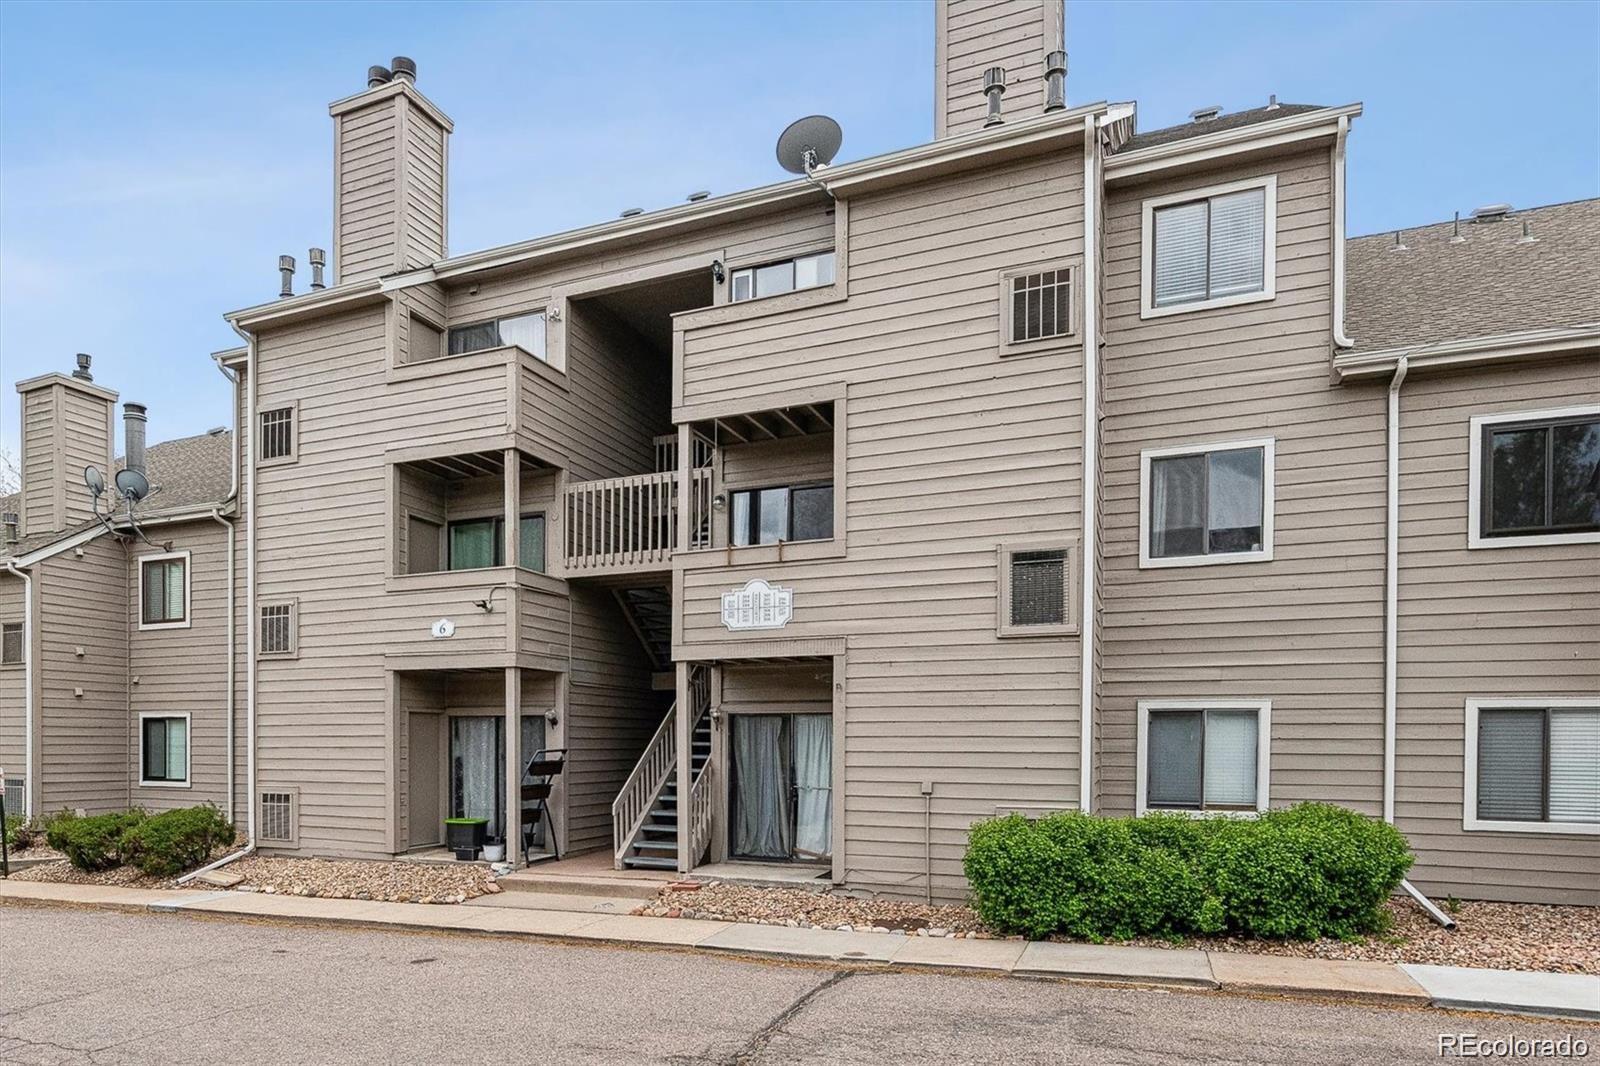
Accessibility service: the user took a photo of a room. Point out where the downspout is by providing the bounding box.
[1331,115,1355,351]
[211,359,241,824]
[3,561,34,820]
[1077,112,1102,811]
[180,333,256,883]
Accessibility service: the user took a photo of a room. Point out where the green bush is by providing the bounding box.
[122,805,236,877]
[45,810,145,871]
[964,803,1412,942]
[4,814,39,851]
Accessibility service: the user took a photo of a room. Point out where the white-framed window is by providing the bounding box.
[259,404,296,464]
[138,551,191,630]
[730,251,835,303]
[1467,405,1600,549]
[1137,700,1271,816]
[998,263,1078,353]
[1,621,22,665]
[996,542,1075,637]
[1141,175,1277,319]
[448,311,548,362]
[1139,437,1274,568]
[139,713,191,788]
[1464,698,1600,835]
[260,600,297,658]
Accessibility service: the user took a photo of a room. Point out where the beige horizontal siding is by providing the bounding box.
[0,575,27,781]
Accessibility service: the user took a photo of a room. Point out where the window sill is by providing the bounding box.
[138,620,192,632]
[997,623,1079,639]
[0,661,23,670]
[1139,548,1272,570]
[1000,334,1082,359]
[137,780,192,790]
[1463,817,1600,836]
[677,538,844,569]
[1467,529,1600,550]
[258,455,297,469]
[1136,806,1264,819]
[1141,289,1274,321]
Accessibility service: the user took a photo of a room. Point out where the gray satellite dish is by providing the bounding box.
[114,467,150,503]
[84,465,106,498]
[776,115,843,175]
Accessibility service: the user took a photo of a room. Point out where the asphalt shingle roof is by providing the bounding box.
[1118,103,1326,153]
[1345,199,1600,352]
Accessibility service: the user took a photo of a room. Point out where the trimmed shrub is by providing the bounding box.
[45,810,145,871]
[4,814,39,851]
[122,805,236,877]
[964,803,1412,942]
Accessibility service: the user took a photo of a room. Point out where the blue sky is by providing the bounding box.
[2,0,1596,463]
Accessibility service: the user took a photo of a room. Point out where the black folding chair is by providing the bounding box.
[522,747,567,864]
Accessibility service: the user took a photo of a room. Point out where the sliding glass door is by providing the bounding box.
[448,715,547,843]
[730,714,832,863]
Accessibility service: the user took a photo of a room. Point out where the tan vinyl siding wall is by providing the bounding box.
[0,575,26,779]
[58,388,114,533]
[127,522,232,811]
[37,537,128,814]
[402,110,446,268]
[679,151,1086,900]
[936,0,1059,138]
[20,388,58,537]
[1395,357,1600,904]
[1098,148,1388,817]
[334,101,400,283]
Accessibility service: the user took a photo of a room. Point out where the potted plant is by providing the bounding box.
[482,839,506,863]
[444,818,488,860]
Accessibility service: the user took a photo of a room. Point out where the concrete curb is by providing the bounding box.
[4,881,1595,1021]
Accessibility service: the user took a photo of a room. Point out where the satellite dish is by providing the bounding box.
[776,115,843,175]
[84,465,106,499]
[114,468,150,503]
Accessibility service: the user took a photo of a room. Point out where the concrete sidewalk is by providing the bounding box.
[3,880,1595,1022]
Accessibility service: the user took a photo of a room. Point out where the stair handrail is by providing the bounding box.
[687,759,715,868]
[612,702,677,868]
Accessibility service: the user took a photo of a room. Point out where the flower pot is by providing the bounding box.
[482,843,505,862]
[444,818,488,860]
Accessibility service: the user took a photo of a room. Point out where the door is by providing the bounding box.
[730,713,832,863]
[407,713,442,848]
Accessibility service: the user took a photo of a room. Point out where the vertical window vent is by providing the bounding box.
[3,777,24,816]
[260,407,295,462]
[260,790,297,844]
[1010,269,1072,342]
[260,604,294,656]
[1,621,22,664]
[1010,549,1067,627]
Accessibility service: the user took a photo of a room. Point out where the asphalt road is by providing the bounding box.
[0,906,1591,1065]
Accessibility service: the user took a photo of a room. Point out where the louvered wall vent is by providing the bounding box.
[259,788,298,846]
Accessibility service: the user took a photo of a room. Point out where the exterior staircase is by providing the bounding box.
[615,586,672,670]
[618,712,712,870]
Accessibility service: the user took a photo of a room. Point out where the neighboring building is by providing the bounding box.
[2,0,1594,905]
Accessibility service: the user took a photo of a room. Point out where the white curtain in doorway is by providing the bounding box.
[733,716,791,859]
[453,717,500,838]
[792,715,833,862]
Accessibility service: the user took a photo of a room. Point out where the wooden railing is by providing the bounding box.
[612,703,676,868]
[564,468,714,573]
[653,430,716,475]
[687,760,715,870]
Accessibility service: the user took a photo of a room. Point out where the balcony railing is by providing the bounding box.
[563,468,712,574]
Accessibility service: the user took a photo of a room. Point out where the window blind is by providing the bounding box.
[1207,188,1266,297]
[1149,454,1206,557]
[1548,709,1600,823]
[1152,200,1208,306]
[1477,709,1546,822]
[1147,711,1203,808]
[1202,709,1258,807]
[165,562,185,621]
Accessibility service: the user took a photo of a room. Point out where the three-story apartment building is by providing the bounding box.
[3,0,1595,905]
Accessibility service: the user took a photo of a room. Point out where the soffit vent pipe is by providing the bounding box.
[123,403,148,477]
[278,255,295,299]
[72,352,94,382]
[1044,51,1067,112]
[308,247,327,290]
[982,67,1006,127]
[391,56,416,85]
[367,65,392,89]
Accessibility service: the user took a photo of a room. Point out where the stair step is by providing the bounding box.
[633,840,677,853]
[621,855,678,870]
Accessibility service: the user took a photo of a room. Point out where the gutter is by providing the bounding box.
[1332,323,1600,382]
[1331,116,1355,350]
[2,561,35,820]
[1078,112,1104,812]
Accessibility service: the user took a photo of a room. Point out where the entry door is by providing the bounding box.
[730,714,832,862]
[408,713,442,848]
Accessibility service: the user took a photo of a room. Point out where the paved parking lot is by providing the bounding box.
[0,906,1591,1064]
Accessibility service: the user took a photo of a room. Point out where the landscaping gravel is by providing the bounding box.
[638,884,1598,973]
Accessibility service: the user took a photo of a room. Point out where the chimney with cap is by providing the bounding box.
[14,356,116,537]
[122,403,148,478]
[328,55,453,285]
[934,0,1064,138]
[309,247,327,290]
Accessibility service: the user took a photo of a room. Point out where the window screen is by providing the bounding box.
[409,317,444,363]
[448,518,502,570]
[519,514,546,572]
[141,717,188,783]
[1009,549,1066,627]
[1,622,21,665]
[141,558,186,625]
[1010,269,1072,343]
[1147,707,1261,811]
[1482,415,1600,538]
[1478,706,1600,825]
[260,604,293,655]
[407,516,443,574]
[260,407,294,461]
[1153,187,1267,307]
[1149,446,1265,560]
[730,484,834,546]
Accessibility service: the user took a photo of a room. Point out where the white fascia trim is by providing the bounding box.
[1106,103,1363,181]
[136,549,193,631]
[1332,324,1600,382]
[1140,174,1278,321]
[1138,436,1276,569]
[226,279,387,332]
[137,711,193,789]
[1467,402,1600,549]
[8,525,107,567]
[1463,698,1600,836]
[1135,699,1272,817]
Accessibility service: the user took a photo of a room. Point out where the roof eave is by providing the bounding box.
[1332,323,1600,382]
[1106,103,1363,182]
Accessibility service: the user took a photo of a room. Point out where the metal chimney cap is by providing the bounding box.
[308,247,327,266]
[123,402,148,421]
[1045,50,1067,74]
[391,56,417,83]
[982,66,1006,92]
[367,65,392,89]
[1190,105,1223,122]
[73,353,94,381]
[278,254,296,270]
